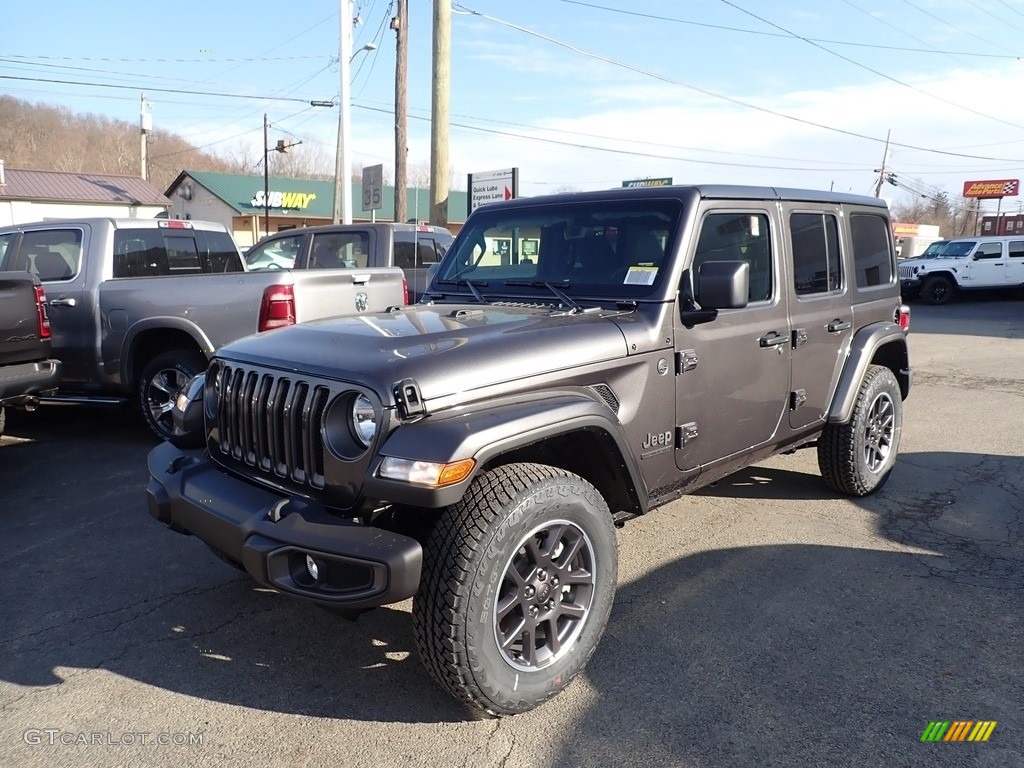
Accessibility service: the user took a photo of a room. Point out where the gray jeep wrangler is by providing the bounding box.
[147,185,911,716]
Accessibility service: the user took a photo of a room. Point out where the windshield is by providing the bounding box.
[435,199,683,299]
[920,240,974,258]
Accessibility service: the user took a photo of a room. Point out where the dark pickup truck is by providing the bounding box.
[0,272,61,439]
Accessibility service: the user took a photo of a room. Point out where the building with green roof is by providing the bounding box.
[165,170,467,248]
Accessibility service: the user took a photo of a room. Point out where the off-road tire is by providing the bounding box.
[138,350,206,447]
[921,274,955,305]
[818,364,902,496]
[412,462,617,716]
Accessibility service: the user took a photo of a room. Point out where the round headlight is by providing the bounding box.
[351,394,377,447]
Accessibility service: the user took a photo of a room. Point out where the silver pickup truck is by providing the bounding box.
[0,218,406,442]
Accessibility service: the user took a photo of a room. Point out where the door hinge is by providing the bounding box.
[792,328,808,348]
[676,422,698,446]
[790,389,807,410]
[393,378,427,419]
[676,349,699,374]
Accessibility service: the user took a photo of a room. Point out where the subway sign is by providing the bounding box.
[622,177,673,188]
[962,179,1019,199]
[250,190,318,209]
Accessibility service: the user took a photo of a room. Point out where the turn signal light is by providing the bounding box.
[379,457,476,487]
[33,284,51,339]
[897,304,911,332]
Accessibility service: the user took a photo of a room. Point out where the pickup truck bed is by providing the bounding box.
[0,217,405,443]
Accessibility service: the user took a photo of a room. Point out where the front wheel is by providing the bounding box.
[921,275,955,305]
[138,350,207,446]
[412,463,618,716]
[818,365,903,496]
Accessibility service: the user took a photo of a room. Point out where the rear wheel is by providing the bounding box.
[412,462,617,716]
[921,275,954,305]
[818,365,903,496]
[138,350,207,446]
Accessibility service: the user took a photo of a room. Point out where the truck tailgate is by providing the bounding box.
[290,268,406,322]
[0,272,46,366]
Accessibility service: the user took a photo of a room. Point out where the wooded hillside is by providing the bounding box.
[0,96,334,193]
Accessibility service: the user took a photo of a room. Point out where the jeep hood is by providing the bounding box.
[219,304,631,402]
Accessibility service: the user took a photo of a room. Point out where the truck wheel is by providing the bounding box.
[139,350,206,446]
[921,275,954,305]
[412,462,617,716]
[818,365,902,497]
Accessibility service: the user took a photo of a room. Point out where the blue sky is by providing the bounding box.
[5,0,1024,215]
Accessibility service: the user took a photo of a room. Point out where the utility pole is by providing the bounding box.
[263,113,270,237]
[430,0,450,228]
[139,93,151,181]
[873,128,892,197]
[392,0,408,225]
[333,0,355,224]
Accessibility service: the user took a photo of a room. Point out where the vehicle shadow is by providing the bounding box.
[555,451,1023,766]
[2,413,1021,743]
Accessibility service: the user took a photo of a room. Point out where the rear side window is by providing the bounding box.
[394,235,441,270]
[849,214,894,289]
[114,229,241,277]
[202,231,244,273]
[19,229,83,282]
[0,233,16,267]
[692,212,774,303]
[790,212,842,295]
[1010,241,1024,258]
[309,232,369,269]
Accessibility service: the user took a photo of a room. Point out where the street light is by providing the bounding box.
[262,100,331,237]
[333,2,378,225]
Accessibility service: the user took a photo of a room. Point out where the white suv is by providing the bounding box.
[899,235,1024,304]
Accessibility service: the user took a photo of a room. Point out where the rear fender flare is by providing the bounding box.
[121,317,215,388]
[828,322,910,424]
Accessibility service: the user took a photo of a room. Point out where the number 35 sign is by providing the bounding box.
[362,164,384,211]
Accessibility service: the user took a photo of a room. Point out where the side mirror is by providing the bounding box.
[696,261,749,309]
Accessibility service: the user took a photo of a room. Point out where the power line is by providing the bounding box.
[354,102,872,171]
[960,0,1024,35]
[718,0,1024,132]
[897,0,1021,56]
[837,0,981,73]
[556,0,1024,59]
[0,74,319,104]
[149,104,318,160]
[994,0,1024,20]
[0,53,328,64]
[451,3,1024,163]
[206,11,337,82]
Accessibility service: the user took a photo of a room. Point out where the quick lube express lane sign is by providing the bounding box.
[468,168,518,215]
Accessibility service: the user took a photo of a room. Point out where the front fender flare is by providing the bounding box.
[361,390,647,511]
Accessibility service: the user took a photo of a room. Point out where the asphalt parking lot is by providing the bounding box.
[1,296,1022,768]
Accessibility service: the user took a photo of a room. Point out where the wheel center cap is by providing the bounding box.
[535,582,552,602]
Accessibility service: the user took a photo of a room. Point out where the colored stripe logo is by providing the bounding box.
[921,721,997,742]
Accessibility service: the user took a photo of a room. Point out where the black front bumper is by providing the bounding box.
[146,441,422,609]
[900,277,921,293]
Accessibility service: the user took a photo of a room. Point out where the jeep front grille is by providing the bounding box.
[213,364,331,489]
[898,264,916,280]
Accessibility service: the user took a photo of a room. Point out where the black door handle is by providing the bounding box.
[827,320,851,333]
[759,333,788,348]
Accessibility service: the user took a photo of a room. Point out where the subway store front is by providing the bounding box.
[165,170,466,249]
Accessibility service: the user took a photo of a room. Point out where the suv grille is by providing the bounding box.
[897,264,916,280]
[213,364,332,489]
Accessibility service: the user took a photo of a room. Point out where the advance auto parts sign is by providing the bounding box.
[250,190,317,209]
[962,179,1019,199]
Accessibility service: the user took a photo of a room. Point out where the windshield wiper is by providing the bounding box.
[504,280,582,313]
[435,278,488,303]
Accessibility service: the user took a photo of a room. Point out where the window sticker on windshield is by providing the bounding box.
[624,265,658,285]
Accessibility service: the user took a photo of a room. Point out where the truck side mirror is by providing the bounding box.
[696,261,749,309]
